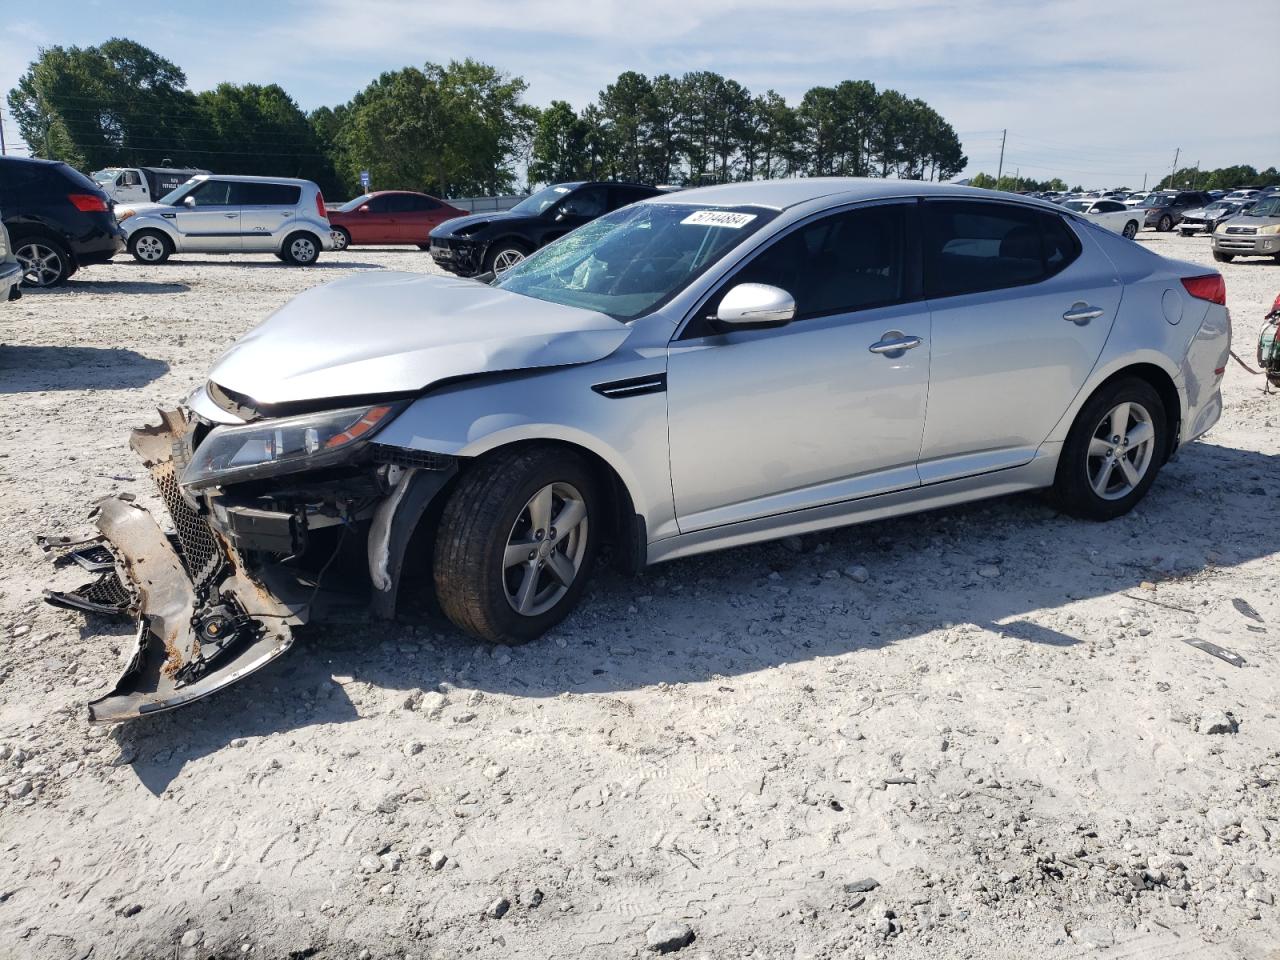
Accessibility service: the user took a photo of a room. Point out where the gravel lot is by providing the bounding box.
[0,232,1278,960]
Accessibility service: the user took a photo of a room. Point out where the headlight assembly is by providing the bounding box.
[116,208,136,223]
[181,403,400,489]
[1256,224,1280,235]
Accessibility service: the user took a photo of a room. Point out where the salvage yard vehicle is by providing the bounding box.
[0,157,125,287]
[1212,193,1280,262]
[117,174,336,266]
[45,179,1231,722]
[428,180,663,276]
[1177,199,1252,236]
[1060,197,1143,238]
[0,212,21,302]
[328,191,467,250]
[91,165,209,204]
[1141,190,1213,232]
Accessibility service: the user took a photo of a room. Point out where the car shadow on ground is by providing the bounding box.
[23,279,192,295]
[0,345,170,393]
[114,439,1280,793]
[121,259,385,270]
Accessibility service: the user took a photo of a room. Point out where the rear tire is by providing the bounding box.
[433,446,599,643]
[1052,377,1166,521]
[417,243,431,251]
[1122,221,1138,239]
[1157,215,1173,232]
[281,231,320,266]
[15,237,72,287]
[1213,251,1234,263]
[128,230,172,264]
[331,226,351,251]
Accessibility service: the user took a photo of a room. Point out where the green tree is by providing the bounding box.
[528,100,591,185]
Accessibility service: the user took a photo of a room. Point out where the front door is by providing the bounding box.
[171,179,240,251]
[916,199,1121,483]
[667,201,930,532]
[114,170,148,204]
[234,181,302,251]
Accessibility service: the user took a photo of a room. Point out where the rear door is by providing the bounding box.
[402,194,452,242]
[234,182,301,250]
[917,199,1121,483]
[170,179,240,251]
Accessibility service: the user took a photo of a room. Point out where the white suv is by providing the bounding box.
[117,174,336,266]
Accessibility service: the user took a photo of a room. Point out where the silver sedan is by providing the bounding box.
[49,179,1231,720]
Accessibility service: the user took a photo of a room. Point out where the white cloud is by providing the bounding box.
[3,0,1277,186]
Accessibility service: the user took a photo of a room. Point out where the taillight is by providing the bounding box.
[68,193,109,213]
[1181,274,1226,305]
[315,192,328,220]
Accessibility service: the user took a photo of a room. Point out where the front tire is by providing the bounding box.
[128,230,172,264]
[1122,220,1138,239]
[1052,377,1166,521]
[484,241,529,276]
[332,226,351,251]
[434,446,599,643]
[1213,251,1234,263]
[1157,215,1173,232]
[281,231,320,266]
[15,238,72,287]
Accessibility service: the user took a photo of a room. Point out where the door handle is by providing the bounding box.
[1063,302,1104,325]
[868,334,923,356]
[224,213,238,218]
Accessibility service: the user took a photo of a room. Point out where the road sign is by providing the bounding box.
[359,169,370,189]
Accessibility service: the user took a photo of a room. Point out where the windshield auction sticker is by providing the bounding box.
[681,210,758,228]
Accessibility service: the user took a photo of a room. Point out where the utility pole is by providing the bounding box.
[996,128,1007,187]
[1191,161,1200,189]
[1015,167,1020,192]
[1168,147,1180,190]
[0,111,6,156]
[1142,172,1147,191]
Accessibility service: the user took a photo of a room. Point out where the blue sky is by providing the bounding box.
[3,0,1277,188]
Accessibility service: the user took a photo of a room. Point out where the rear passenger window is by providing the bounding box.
[408,195,440,211]
[923,201,1080,299]
[729,203,907,320]
[231,182,302,206]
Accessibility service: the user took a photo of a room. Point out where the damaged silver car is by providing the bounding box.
[45,179,1231,721]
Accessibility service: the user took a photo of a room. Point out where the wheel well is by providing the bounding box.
[466,439,643,573]
[485,236,533,256]
[281,229,322,249]
[1093,363,1181,460]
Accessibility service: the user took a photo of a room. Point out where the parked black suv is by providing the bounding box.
[0,157,125,287]
[428,181,663,277]
[1140,190,1213,233]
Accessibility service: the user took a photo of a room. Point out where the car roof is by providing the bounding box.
[192,173,316,187]
[643,177,1067,212]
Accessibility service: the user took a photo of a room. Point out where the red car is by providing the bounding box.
[328,190,466,250]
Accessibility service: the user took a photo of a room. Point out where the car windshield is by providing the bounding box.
[92,169,117,183]
[1061,200,1091,212]
[338,194,374,212]
[1140,194,1174,207]
[1245,196,1280,217]
[157,179,199,205]
[1205,201,1231,212]
[493,203,777,321]
[508,184,575,216]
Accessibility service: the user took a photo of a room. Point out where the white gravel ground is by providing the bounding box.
[0,232,1278,960]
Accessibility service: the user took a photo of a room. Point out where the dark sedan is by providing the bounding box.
[429,181,663,276]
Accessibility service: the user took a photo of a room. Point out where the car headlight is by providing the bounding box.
[116,208,135,223]
[1256,224,1280,235]
[181,403,401,490]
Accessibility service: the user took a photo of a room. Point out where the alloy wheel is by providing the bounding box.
[332,230,349,251]
[1086,401,1156,500]
[135,235,166,262]
[16,242,63,286]
[492,248,525,273]
[291,237,317,262]
[502,481,588,616]
[1122,222,1137,239]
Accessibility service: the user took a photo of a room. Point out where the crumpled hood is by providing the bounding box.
[431,211,534,237]
[207,271,629,406]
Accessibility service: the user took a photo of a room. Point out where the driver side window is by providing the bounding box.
[188,180,234,206]
[718,204,908,323]
[561,186,607,218]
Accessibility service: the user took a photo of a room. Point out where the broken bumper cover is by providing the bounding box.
[45,412,305,722]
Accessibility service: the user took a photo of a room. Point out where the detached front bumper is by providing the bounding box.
[43,412,305,722]
[429,238,481,275]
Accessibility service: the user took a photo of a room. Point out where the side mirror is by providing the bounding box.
[554,209,568,221]
[714,283,796,330]
[183,196,197,208]
[358,204,370,213]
